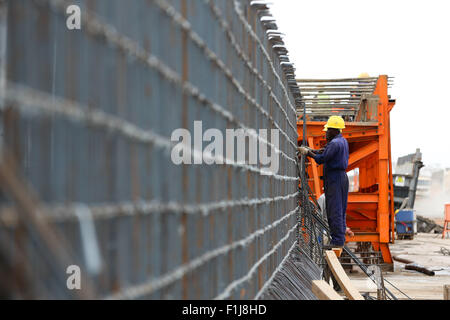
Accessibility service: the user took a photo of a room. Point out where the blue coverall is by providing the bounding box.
[312,134,349,246]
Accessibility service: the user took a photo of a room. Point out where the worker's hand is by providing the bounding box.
[298,147,309,156]
[316,148,325,154]
[345,227,354,237]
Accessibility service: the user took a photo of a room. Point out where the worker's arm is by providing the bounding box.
[312,142,338,165]
[307,148,325,156]
[316,148,325,154]
[298,147,318,158]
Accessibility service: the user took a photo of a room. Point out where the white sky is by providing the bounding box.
[270,0,450,169]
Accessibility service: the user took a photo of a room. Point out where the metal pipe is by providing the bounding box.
[299,84,376,88]
[302,106,360,109]
[297,78,379,83]
[301,93,372,96]
[300,109,359,112]
[407,149,424,209]
[301,97,361,101]
[301,87,374,91]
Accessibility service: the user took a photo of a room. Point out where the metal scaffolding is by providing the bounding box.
[296,77,394,118]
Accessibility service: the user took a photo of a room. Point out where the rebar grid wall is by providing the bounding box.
[0,0,301,299]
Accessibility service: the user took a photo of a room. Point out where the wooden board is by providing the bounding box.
[325,250,364,300]
[312,280,343,300]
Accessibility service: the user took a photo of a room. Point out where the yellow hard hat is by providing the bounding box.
[323,116,346,132]
[358,72,370,78]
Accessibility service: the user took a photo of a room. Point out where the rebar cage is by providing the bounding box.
[0,0,307,299]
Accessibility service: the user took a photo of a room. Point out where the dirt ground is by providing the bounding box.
[349,233,450,300]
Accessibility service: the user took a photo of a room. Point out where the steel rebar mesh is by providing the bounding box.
[296,158,325,267]
[0,0,305,299]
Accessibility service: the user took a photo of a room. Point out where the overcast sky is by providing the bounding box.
[270,0,450,169]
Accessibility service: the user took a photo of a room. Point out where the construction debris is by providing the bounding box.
[440,247,450,256]
[417,215,444,234]
[404,264,436,276]
[393,256,435,276]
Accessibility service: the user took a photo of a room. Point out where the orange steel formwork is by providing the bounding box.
[297,75,395,266]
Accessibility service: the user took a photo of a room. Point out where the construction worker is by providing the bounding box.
[299,116,353,248]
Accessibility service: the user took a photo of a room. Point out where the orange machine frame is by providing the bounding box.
[298,76,395,265]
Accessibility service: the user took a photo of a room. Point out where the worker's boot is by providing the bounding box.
[324,266,342,293]
[332,277,342,292]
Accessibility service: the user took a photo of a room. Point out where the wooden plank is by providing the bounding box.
[312,280,343,300]
[444,285,450,300]
[325,250,364,300]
